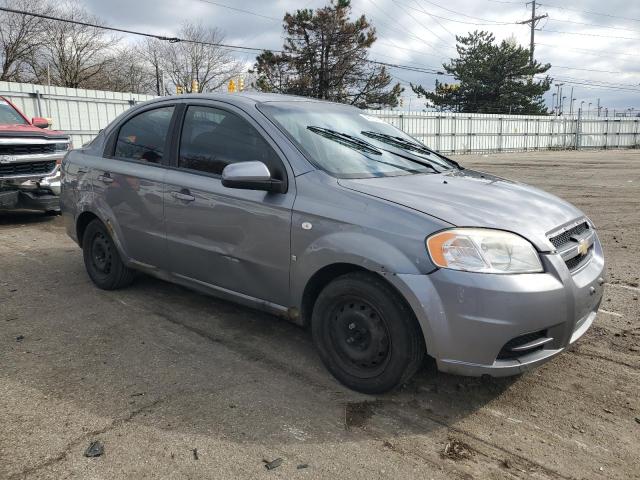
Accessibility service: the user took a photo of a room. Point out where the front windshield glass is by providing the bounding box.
[0,99,28,125]
[259,101,457,178]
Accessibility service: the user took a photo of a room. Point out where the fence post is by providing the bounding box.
[604,118,609,149]
[399,114,404,132]
[634,119,639,148]
[536,118,540,150]
[575,109,581,150]
[437,114,442,152]
[452,114,457,154]
[498,117,503,152]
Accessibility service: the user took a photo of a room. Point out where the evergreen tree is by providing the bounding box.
[412,31,551,114]
[254,0,402,108]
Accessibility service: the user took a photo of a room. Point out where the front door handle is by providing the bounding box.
[97,173,113,184]
[171,190,195,202]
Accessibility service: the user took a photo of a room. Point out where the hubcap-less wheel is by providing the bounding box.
[329,297,391,378]
[91,232,113,275]
[82,219,135,290]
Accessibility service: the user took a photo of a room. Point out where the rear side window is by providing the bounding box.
[179,105,281,176]
[114,106,174,163]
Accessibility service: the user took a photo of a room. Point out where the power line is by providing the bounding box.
[537,2,640,23]
[547,18,640,34]
[1,5,637,96]
[408,0,456,38]
[417,0,514,24]
[195,0,280,21]
[536,42,640,58]
[394,0,516,25]
[552,66,634,75]
[0,5,449,76]
[538,28,639,41]
[390,0,450,45]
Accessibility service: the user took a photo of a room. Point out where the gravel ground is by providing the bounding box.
[0,149,638,479]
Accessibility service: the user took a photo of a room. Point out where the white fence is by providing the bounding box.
[1,81,638,154]
[366,110,640,154]
[0,81,155,147]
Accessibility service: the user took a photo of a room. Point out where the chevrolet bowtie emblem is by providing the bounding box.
[577,239,589,256]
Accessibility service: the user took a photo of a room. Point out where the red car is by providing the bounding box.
[0,96,71,213]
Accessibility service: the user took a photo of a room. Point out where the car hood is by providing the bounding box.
[338,169,585,251]
[0,123,67,137]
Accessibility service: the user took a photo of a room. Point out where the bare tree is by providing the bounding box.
[138,38,166,95]
[0,0,51,81]
[92,47,156,94]
[29,0,119,88]
[160,23,242,93]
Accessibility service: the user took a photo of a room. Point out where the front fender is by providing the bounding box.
[290,229,436,306]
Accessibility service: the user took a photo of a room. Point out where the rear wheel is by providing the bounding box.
[82,219,134,290]
[312,272,425,394]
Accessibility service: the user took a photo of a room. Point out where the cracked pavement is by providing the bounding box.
[1,150,639,479]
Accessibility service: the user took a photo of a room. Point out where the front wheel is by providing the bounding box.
[82,219,135,290]
[312,272,425,394]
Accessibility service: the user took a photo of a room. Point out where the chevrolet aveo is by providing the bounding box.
[60,93,605,394]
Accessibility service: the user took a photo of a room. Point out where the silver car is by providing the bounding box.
[60,93,604,393]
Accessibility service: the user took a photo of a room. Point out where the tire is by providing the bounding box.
[312,272,426,394]
[82,219,135,290]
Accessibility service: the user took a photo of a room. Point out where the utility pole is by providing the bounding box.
[597,98,601,117]
[569,87,574,115]
[518,1,548,65]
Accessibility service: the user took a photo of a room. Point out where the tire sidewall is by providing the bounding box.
[312,273,423,394]
[82,220,126,289]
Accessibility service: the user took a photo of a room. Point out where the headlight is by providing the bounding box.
[54,142,72,152]
[426,228,543,274]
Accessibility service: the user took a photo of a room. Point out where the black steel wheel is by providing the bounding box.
[312,272,425,394]
[82,219,135,290]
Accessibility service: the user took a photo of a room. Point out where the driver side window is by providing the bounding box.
[179,105,282,177]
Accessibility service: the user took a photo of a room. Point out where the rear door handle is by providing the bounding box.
[171,190,195,202]
[97,173,113,184]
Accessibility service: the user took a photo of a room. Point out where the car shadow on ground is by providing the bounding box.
[3,239,520,448]
[0,209,59,226]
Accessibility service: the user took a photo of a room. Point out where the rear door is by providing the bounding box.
[95,104,177,269]
[164,102,294,306]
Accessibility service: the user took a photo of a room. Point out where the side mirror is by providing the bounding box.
[221,161,285,193]
[32,117,50,129]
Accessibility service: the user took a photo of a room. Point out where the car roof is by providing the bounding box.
[141,92,350,109]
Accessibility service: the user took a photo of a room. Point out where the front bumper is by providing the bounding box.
[389,233,605,377]
[0,166,61,211]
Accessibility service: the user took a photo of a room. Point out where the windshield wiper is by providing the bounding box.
[306,126,424,174]
[360,131,460,170]
[307,126,382,155]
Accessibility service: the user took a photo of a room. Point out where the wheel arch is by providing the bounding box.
[76,210,100,248]
[299,263,418,331]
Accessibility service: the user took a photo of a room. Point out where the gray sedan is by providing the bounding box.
[60,93,604,393]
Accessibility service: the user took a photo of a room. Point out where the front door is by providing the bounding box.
[164,104,294,306]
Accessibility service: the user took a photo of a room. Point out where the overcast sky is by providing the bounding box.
[82,0,640,112]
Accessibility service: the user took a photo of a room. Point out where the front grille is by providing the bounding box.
[549,221,589,249]
[497,330,548,360]
[0,144,56,155]
[564,249,592,271]
[0,160,56,177]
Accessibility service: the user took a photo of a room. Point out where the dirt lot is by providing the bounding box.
[1,149,638,479]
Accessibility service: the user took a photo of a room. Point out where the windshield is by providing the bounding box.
[0,99,28,126]
[259,101,457,178]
